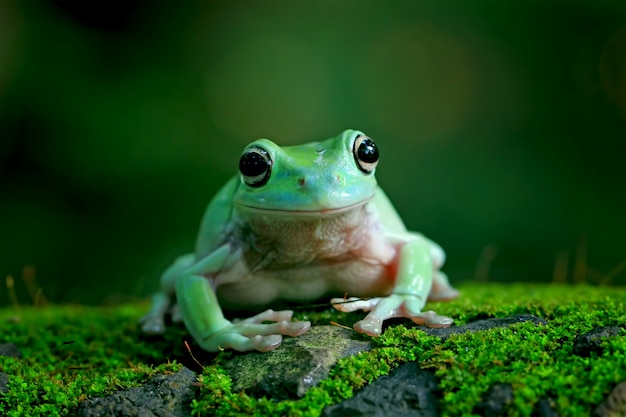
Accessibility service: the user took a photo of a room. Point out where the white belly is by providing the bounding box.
[215,255,395,311]
[214,203,398,311]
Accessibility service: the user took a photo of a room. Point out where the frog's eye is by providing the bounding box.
[239,146,272,187]
[353,135,379,174]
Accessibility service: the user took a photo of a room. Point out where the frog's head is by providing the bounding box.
[232,129,379,216]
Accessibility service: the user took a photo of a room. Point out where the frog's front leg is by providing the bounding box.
[332,237,453,336]
[176,273,310,352]
[175,246,310,352]
[140,247,232,334]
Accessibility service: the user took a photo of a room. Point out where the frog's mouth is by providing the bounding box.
[234,196,373,217]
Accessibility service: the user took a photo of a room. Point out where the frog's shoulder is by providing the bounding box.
[195,176,239,258]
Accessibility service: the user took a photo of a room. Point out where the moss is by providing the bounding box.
[0,305,187,416]
[1,283,625,416]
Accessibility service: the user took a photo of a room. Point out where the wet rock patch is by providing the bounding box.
[322,362,439,417]
[76,367,197,417]
[594,379,626,417]
[0,343,22,359]
[0,373,9,394]
[474,383,514,417]
[572,326,622,357]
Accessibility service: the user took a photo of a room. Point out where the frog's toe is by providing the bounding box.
[140,317,166,335]
[251,335,283,352]
[222,322,309,352]
[210,333,283,352]
[331,297,380,313]
[234,320,311,338]
[257,319,310,337]
[281,320,311,337]
[170,305,183,322]
[236,309,294,324]
[354,317,383,336]
[411,310,454,328]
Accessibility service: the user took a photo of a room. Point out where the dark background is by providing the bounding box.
[1,0,624,306]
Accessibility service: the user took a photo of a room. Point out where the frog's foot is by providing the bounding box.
[203,310,311,352]
[428,271,460,301]
[331,294,453,337]
[427,285,460,301]
[170,304,182,322]
[140,304,182,334]
[140,292,170,334]
[140,315,166,335]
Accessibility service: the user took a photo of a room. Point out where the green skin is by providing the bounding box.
[141,130,459,352]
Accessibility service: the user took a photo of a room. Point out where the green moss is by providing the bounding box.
[1,284,625,417]
[0,305,187,416]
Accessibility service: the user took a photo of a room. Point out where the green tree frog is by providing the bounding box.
[141,130,459,352]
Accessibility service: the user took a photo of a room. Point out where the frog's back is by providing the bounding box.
[195,176,239,259]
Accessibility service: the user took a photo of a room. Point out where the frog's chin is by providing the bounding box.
[234,197,372,218]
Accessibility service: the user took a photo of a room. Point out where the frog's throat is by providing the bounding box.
[234,196,373,218]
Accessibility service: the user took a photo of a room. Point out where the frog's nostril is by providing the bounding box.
[334,174,347,186]
[298,178,306,186]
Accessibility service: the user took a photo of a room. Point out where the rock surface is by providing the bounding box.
[0,343,22,359]
[474,383,514,417]
[224,325,372,400]
[594,379,626,417]
[533,398,560,417]
[0,372,8,394]
[76,367,197,417]
[322,362,439,417]
[572,326,622,357]
[0,342,22,397]
[223,315,547,402]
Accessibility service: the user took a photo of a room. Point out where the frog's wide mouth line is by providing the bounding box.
[233,196,373,217]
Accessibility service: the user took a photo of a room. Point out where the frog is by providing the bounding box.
[140,129,459,352]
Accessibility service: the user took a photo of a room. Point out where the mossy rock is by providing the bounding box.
[0,283,624,416]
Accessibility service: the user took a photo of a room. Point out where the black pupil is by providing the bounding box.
[239,150,268,177]
[358,138,379,163]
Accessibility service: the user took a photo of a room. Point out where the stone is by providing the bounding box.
[223,315,548,401]
[0,372,8,394]
[418,314,548,340]
[0,343,22,359]
[474,383,514,417]
[75,367,197,417]
[322,362,439,417]
[594,379,626,417]
[572,326,622,357]
[0,343,21,398]
[224,325,372,400]
[533,398,560,417]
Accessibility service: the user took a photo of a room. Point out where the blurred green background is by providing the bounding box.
[1,0,624,306]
